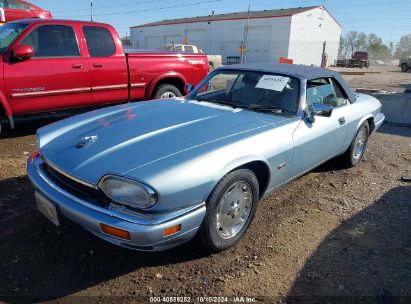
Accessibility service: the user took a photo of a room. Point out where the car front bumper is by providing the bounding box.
[27,155,206,251]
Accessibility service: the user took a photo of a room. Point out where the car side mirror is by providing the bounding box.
[185,84,194,93]
[13,45,34,61]
[313,103,333,117]
[305,103,333,123]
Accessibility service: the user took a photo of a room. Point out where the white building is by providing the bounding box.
[130,6,341,66]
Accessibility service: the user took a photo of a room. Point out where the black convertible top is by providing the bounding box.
[221,63,356,103]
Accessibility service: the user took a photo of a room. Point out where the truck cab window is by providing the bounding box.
[7,0,28,9]
[184,45,195,53]
[21,25,80,58]
[83,26,116,57]
[173,45,183,52]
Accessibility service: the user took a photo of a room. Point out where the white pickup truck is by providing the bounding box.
[159,44,222,71]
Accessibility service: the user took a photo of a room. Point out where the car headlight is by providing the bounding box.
[98,175,158,209]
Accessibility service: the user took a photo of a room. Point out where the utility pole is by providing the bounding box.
[321,41,326,68]
[90,0,93,22]
[243,4,250,63]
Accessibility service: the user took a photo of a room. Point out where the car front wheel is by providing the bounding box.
[401,63,409,72]
[199,169,259,253]
[341,121,369,167]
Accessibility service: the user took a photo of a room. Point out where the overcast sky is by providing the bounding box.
[32,0,411,43]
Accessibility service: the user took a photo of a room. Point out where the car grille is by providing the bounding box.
[41,161,111,208]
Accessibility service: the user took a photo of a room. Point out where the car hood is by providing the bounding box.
[39,99,287,184]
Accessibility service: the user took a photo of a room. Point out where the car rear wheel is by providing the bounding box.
[341,121,369,167]
[401,63,409,72]
[153,84,182,99]
[198,169,259,253]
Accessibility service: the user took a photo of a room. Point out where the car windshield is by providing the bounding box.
[188,70,300,115]
[0,23,28,54]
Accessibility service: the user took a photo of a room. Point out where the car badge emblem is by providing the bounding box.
[76,135,98,149]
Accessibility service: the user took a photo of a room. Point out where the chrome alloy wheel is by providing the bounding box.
[353,126,367,160]
[160,91,177,98]
[215,181,253,239]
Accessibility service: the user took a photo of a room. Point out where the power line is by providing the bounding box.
[55,0,225,17]
[50,0,409,17]
[52,0,171,13]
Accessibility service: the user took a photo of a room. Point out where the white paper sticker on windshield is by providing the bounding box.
[256,75,290,92]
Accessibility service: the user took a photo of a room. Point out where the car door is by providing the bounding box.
[82,25,128,105]
[4,23,92,114]
[292,77,350,175]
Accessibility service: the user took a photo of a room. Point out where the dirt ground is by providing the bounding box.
[331,65,411,92]
[1,67,411,303]
[0,117,410,303]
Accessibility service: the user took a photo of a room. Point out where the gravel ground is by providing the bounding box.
[0,119,410,303]
[331,65,411,92]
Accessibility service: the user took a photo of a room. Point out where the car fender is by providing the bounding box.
[356,113,373,131]
[207,155,271,200]
[0,90,14,128]
[145,72,187,99]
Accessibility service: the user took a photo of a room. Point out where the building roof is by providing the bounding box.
[132,6,320,28]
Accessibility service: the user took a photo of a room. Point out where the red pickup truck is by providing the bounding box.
[0,19,209,132]
[0,0,52,23]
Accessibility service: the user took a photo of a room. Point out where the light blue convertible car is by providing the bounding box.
[27,64,385,252]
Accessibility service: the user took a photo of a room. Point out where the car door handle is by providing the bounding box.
[93,63,103,68]
[72,64,83,69]
[338,117,346,125]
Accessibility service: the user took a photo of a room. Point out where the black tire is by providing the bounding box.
[198,169,259,253]
[153,84,181,99]
[341,121,369,167]
[401,63,409,72]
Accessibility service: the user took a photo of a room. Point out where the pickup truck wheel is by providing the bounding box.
[199,169,259,253]
[154,84,182,99]
[341,121,369,167]
[401,63,409,72]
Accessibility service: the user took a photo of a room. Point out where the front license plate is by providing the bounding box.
[35,192,59,226]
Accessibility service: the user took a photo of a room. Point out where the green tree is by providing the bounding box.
[344,31,367,55]
[367,33,382,47]
[394,34,411,59]
[339,36,347,55]
[366,33,392,60]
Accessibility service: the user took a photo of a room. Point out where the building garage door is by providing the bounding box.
[185,29,207,51]
[164,35,183,44]
[246,26,272,63]
[145,36,161,49]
